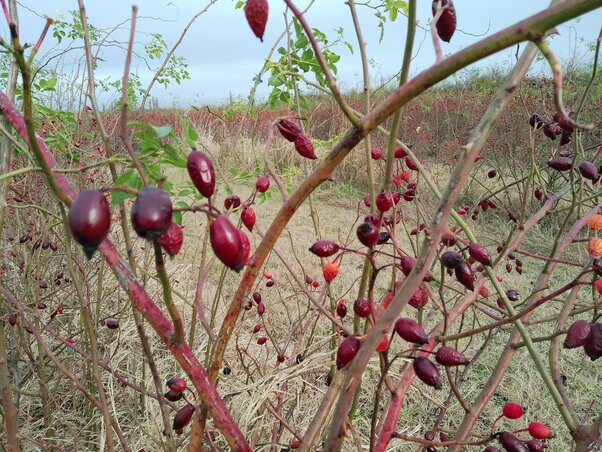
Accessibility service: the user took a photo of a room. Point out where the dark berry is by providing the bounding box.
[68,189,111,258]
[209,215,244,272]
[187,151,215,198]
[413,357,441,389]
[309,240,340,258]
[564,319,590,349]
[336,336,361,369]
[435,346,467,366]
[131,186,172,241]
[172,404,195,430]
[394,318,428,344]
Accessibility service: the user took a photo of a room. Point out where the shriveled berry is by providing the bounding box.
[294,134,317,160]
[157,222,184,256]
[353,299,371,318]
[166,377,187,393]
[256,175,270,193]
[173,404,195,430]
[435,346,467,366]
[583,322,602,360]
[405,156,418,171]
[68,189,111,258]
[499,431,528,452]
[241,206,256,232]
[187,151,215,198]
[528,422,551,440]
[432,0,456,42]
[336,301,347,318]
[564,320,590,349]
[377,231,390,245]
[413,357,441,389]
[578,161,599,182]
[223,366,231,375]
[409,286,429,309]
[455,261,474,291]
[488,169,497,178]
[469,243,492,266]
[534,187,543,200]
[252,324,261,333]
[277,353,285,363]
[526,439,547,452]
[502,402,525,420]
[244,0,268,41]
[394,147,407,158]
[371,148,384,160]
[253,292,262,303]
[131,186,172,241]
[560,130,572,146]
[257,336,268,345]
[277,119,301,142]
[323,261,339,283]
[336,335,361,369]
[289,440,301,449]
[356,222,379,247]
[224,194,241,210]
[394,318,428,344]
[309,240,340,258]
[402,189,416,201]
[506,289,519,302]
[547,156,572,172]
[210,215,244,272]
[164,390,183,402]
[441,250,463,269]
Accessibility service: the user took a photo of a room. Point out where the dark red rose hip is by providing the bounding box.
[435,346,467,366]
[578,161,600,182]
[172,404,195,430]
[413,357,441,389]
[68,189,111,258]
[468,243,492,266]
[210,215,244,272]
[431,0,456,42]
[241,206,256,232]
[277,119,301,142]
[294,134,317,160]
[455,261,474,291]
[394,317,428,345]
[309,240,340,258]
[563,319,590,349]
[187,151,215,199]
[583,322,602,361]
[256,175,270,193]
[498,431,528,452]
[356,222,379,248]
[336,335,361,369]
[547,156,572,172]
[244,0,268,41]
[353,298,371,318]
[131,186,173,241]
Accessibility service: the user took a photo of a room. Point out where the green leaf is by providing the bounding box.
[151,124,173,138]
[173,211,183,225]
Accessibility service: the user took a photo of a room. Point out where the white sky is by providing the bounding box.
[9,1,602,107]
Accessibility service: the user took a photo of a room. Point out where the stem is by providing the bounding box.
[154,241,185,343]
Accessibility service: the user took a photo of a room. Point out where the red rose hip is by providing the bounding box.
[68,189,111,258]
[210,215,244,272]
[131,186,173,241]
[187,151,215,199]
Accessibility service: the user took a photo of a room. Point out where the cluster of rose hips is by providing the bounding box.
[530,112,600,184]
[484,402,552,451]
[163,377,196,434]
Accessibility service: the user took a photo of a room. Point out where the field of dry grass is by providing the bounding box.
[2,72,601,451]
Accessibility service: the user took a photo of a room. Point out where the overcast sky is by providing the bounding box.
[9,1,602,107]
